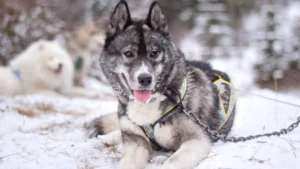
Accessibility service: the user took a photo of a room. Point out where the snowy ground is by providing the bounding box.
[0,77,300,169]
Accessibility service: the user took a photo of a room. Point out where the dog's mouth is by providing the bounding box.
[120,73,153,103]
[54,66,62,75]
[132,90,152,103]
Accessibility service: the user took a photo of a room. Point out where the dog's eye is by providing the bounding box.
[150,51,159,59]
[123,51,134,58]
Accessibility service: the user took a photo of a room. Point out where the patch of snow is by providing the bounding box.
[180,36,204,61]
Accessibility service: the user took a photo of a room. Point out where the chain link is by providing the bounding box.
[183,110,300,143]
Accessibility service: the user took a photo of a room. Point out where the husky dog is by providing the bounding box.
[66,22,106,86]
[0,40,109,99]
[89,1,236,169]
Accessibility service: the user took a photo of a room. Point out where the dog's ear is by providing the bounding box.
[146,2,168,34]
[108,0,132,36]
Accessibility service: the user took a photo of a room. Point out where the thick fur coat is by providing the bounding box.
[88,1,236,169]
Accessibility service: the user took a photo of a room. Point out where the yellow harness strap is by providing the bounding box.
[141,77,187,141]
[213,74,237,130]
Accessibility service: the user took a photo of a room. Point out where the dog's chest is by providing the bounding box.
[126,100,176,149]
[127,100,162,125]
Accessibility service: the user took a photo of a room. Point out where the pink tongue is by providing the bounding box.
[55,68,62,75]
[55,69,61,74]
[133,90,152,103]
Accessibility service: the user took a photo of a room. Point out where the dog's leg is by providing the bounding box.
[119,117,152,169]
[99,129,122,146]
[162,138,212,169]
[120,140,150,169]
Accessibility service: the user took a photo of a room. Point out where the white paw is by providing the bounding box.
[97,132,121,146]
[150,155,169,165]
[119,158,136,169]
[161,162,177,169]
[98,135,114,146]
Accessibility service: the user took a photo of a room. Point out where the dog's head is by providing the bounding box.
[34,40,72,76]
[101,1,185,103]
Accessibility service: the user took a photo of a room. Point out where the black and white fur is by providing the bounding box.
[88,1,235,169]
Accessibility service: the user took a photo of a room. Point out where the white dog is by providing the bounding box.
[0,40,111,98]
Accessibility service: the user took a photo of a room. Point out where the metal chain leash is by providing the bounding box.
[183,109,300,143]
[167,85,300,143]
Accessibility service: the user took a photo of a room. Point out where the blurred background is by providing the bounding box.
[1,0,300,93]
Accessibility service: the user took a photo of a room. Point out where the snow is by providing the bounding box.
[0,90,119,169]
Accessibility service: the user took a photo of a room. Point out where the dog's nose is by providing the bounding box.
[58,63,63,69]
[138,74,152,87]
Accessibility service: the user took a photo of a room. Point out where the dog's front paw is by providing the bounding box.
[119,158,137,169]
[150,155,169,165]
[98,132,120,146]
[161,161,177,169]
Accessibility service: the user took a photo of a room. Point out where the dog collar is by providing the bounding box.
[75,56,83,71]
[141,76,187,150]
